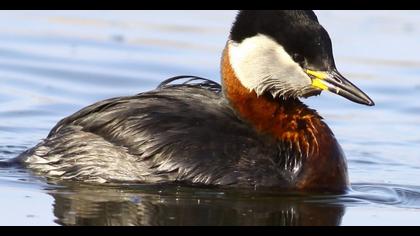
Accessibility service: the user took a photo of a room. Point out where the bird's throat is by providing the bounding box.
[221,46,324,157]
[221,45,349,191]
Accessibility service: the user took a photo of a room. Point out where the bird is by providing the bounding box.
[17,10,374,193]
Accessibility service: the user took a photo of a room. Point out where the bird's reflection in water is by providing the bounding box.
[47,183,345,226]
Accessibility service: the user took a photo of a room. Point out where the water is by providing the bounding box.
[0,10,420,226]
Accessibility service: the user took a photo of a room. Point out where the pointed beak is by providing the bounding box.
[305,69,375,106]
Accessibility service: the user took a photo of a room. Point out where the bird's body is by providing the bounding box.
[19,78,347,191]
[18,10,373,192]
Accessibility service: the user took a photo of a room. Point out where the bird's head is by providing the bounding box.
[225,10,374,106]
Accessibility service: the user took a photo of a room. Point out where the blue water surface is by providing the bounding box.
[1,10,420,225]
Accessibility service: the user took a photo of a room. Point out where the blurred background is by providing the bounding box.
[0,10,419,225]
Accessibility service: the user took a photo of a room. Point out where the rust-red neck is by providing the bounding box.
[221,46,349,191]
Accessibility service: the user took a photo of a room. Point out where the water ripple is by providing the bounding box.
[1,10,420,225]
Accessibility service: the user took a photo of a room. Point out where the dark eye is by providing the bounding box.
[292,53,305,65]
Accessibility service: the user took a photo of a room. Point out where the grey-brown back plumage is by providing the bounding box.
[19,77,292,187]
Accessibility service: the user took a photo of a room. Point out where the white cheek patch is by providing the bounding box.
[228,34,312,98]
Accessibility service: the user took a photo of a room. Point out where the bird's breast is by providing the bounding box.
[221,45,349,192]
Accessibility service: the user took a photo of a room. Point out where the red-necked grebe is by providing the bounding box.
[18,10,374,192]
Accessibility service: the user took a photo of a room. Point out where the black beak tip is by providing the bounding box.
[362,94,375,106]
[366,100,375,106]
[356,94,375,106]
[329,70,375,107]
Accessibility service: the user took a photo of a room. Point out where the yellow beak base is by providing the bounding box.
[305,69,329,91]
